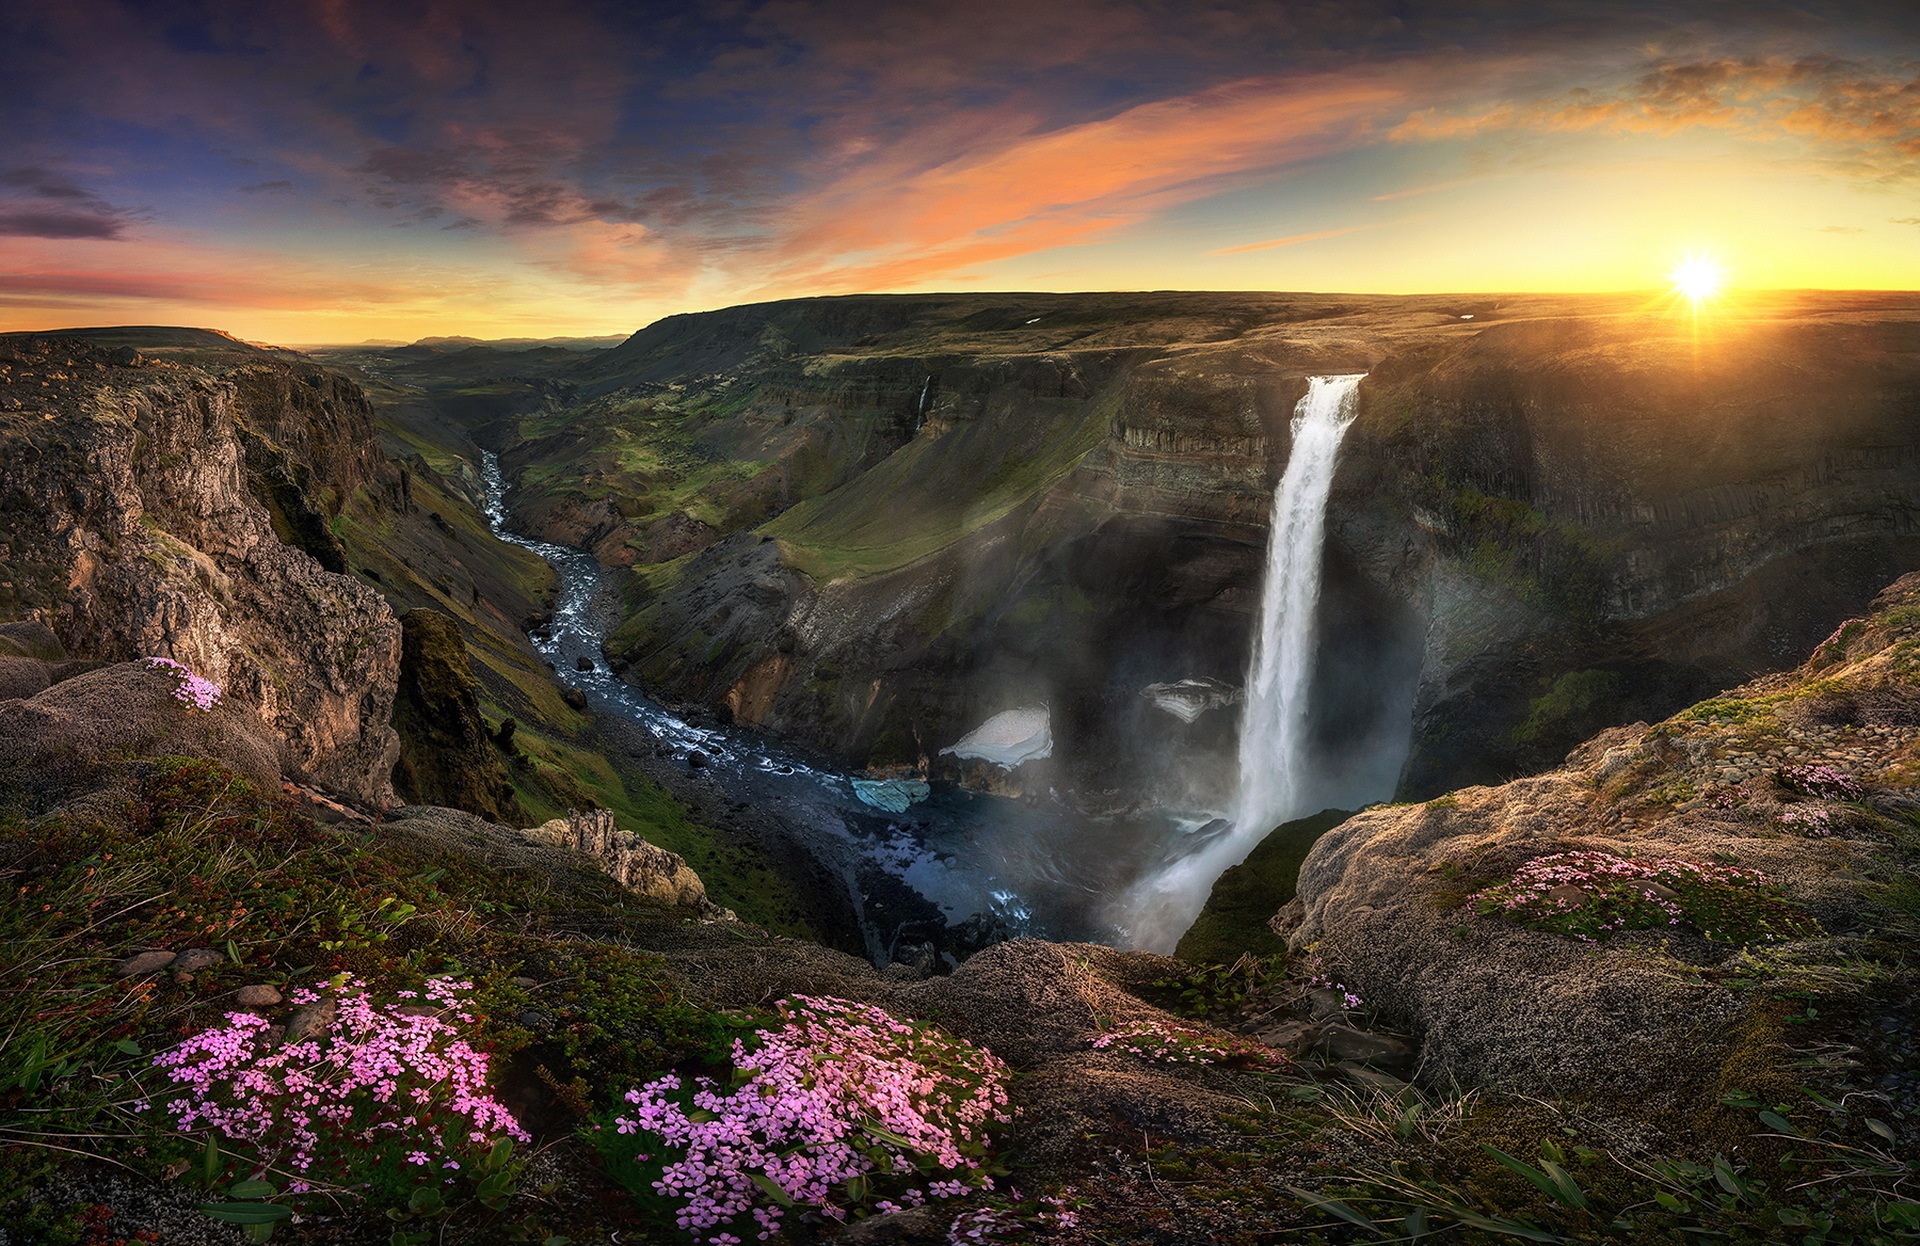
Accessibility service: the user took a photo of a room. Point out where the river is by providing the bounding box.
[477,453,1208,962]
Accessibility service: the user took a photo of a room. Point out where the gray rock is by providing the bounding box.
[115,950,176,977]
[1321,1025,1417,1067]
[838,1207,947,1244]
[235,984,282,1007]
[172,947,222,972]
[285,998,336,1043]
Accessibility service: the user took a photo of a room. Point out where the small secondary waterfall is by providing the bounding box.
[1116,372,1367,951]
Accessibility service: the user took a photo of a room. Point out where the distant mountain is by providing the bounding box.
[410,333,626,352]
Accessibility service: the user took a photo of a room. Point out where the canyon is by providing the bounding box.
[1,295,1916,1244]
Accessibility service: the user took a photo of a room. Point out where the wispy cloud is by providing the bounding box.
[1208,227,1366,255]
[0,168,144,239]
[1391,55,1920,180]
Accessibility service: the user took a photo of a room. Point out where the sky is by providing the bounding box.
[4,0,1919,342]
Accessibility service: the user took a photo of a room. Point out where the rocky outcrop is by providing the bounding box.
[1275,570,1920,1097]
[390,607,523,823]
[525,807,731,918]
[0,657,287,815]
[377,803,732,920]
[0,333,402,804]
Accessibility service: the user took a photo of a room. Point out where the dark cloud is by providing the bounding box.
[237,180,293,193]
[0,167,142,239]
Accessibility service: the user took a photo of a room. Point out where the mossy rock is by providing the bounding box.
[1175,808,1352,963]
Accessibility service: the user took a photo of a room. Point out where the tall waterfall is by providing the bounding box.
[1116,372,1366,952]
[1231,372,1366,840]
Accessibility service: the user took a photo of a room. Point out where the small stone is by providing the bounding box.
[508,976,537,989]
[686,750,709,769]
[235,984,282,1007]
[394,1004,445,1018]
[285,998,337,1043]
[1322,1025,1418,1067]
[1307,988,1351,1019]
[1624,878,1679,900]
[1337,1061,1409,1091]
[838,1206,946,1244]
[171,971,194,987]
[562,687,588,711]
[574,655,594,671]
[1255,1021,1322,1054]
[115,950,176,977]
[1544,884,1590,908]
[172,947,222,972]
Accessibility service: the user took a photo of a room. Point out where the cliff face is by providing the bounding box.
[509,293,1919,816]
[0,331,403,805]
[1339,310,1920,793]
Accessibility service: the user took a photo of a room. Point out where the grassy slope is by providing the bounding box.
[313,358,821,939]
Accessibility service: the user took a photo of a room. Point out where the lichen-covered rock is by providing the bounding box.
[0,334,401,804]
[526,808,730,919]
[1283,571,1920,1096]
[0,660,285,809]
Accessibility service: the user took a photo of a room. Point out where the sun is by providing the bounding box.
[1669,253,1726,307]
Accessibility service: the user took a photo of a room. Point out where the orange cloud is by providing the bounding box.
[1208,227,1363,255]
[749,73,1411,293]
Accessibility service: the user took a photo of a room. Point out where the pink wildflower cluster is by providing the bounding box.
[945,1189,1082,1244]
[140,977,525,1192]
[1473,850,1814,945]
[1776,764,1865,802]
[1090,1017,1285,1068]
[141,656,223,711]
[1778,805,1839,837]
[609,995,1012,1243]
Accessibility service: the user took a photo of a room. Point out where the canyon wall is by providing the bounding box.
[464,292,1920,815]
[0,330,404,805]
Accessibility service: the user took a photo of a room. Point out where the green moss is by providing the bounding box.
[1175,809,1352,963]
[1514,668,1622,745]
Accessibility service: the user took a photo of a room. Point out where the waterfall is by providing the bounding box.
[1115,372,1366,952]
[913,375,932,434]
[1231,372,1366,839]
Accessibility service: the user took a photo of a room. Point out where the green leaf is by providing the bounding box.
[1282,1186,1389,1238]
[198,1203,293,1225]
[1441,1208,1567,1242]
[1404,1208,1430,1237]
[226,940,243,965]
[113,1038,142,1056]
[1482,1146,1565,1205]
[858,1123,917,1149]
[229,1180,279,1199]
[747,1172,795,1208]
[1655,1192,1685,1211]
[1865,1118,1897,1144]
[1538,1160,1589,1211]
[200,1132,223,1189]
[1757,1111,1798,1135]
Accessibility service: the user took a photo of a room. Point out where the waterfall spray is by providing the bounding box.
[1117,373,1366,952]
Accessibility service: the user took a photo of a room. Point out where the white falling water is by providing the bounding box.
[1117,372,1367,951]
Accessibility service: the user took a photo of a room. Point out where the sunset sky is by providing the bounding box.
[4,0,1919,342]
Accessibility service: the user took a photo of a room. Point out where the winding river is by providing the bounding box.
[478,454,1207,960]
